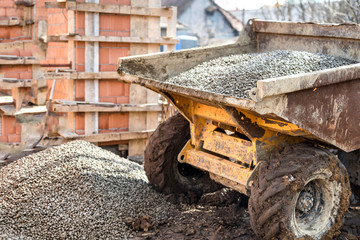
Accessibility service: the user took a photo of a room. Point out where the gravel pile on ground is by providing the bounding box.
[165,50,357,99]
[0,140,174,239]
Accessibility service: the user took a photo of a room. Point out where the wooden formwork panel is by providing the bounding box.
[18,0,177,153]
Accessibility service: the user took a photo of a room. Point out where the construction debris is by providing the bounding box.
[165,50,357,99]
[0,141,174,239]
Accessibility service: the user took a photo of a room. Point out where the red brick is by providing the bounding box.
[5,72,20,78]
[0,27,10,39]
[10,26,23,39]
[76,42,85,48]
[116,96,128,104]
[76,47,85,65]
[48,41,66,48]
[36,0,47,8]
[20,72,32,79]
[99,48,109,65]
[99,15,130,32]
[8,134,21,143]
[124,83,129,96]
[75,113,85,131]
[108,113,128,129]
[36,7,48,19]
[7,65,30,72]
[16,123,21,134]
[75,12,85,30]
[117,43,130,48]
[75,79,85,99]
[109,48,129,63]
[99,80,124,97]
[3,116,16,135]
[0,49,19,56]
[108,80,127,96]
[0,0,15,8]
[0,135,7,142]
[76,29,85,35]
[47,45,68,60]
[99,64,116,71]
[99,113,109,130]
[99,42,116,48]
[100,30,130,37]
[76,64,85,72]
[19,49,32,56]
[0,8,6,16]
[99,96,116,103]
[50,24,67,35]
[6,8,21,17]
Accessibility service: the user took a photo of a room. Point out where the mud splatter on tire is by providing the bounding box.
[249,143,351,239]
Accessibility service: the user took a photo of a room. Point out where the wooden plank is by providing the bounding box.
[59,129,155,142]
[0,78,32,89]
[50,101,162,112]
[45,1,173,17]
[15,106,47,115]
[0,18,34,26]
[0,96,14,105]
[44,71,119,79]
[0,105,15,116]
[12,88,29,111]
[0,41,34,51]
[45,34,177,44]
[15,1,35,6]
[45,2,66,8]
[0,58,39,65]
[0,55,21,60]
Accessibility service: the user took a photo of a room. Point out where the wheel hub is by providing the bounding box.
[295,182,318,218]
[296,191,314,214]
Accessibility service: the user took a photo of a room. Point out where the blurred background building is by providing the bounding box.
[163,0,360,48]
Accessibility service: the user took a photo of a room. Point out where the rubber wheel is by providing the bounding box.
[144,113,215,196]
[249,144,350,240]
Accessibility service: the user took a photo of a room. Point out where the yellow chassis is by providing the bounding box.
[171,93,308,195]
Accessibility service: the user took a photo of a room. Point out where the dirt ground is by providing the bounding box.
[127,188,360,240]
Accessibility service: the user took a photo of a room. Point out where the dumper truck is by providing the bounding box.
[117,19,360,239]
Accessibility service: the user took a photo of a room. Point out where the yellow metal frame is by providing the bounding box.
[119,75,311,194]
[158,91,308,195]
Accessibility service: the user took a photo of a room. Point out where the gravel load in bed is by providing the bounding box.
[0,140,174,239]
[165,50,357,99]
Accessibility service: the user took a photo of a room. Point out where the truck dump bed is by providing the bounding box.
[118,20,360,152]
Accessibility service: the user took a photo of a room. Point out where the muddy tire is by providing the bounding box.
[144,113,215,196]
[249,144,350,240]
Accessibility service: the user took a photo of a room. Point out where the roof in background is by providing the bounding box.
[162,0,243,32]
[162,0,194,15]
[211,0,243,32]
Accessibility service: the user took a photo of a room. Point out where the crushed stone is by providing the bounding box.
[165,50,357,99]
[0,140,174,239]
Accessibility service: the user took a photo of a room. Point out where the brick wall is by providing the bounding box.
[71,0,131,143]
